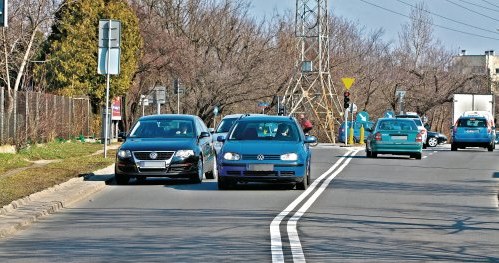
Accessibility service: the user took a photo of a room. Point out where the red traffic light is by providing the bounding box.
[344,91,350,97]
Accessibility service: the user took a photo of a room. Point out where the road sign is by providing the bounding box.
[258,102,269,108]
[356,111,369,122]
[98,20,121,75]
[384,110,395,118]
[154,86,166,104]
[349,103,357,113]
[341,78,355,90]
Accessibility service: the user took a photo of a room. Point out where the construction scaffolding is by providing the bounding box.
[283,0,342,143]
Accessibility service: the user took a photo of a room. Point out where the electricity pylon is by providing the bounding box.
[282,0,342,143]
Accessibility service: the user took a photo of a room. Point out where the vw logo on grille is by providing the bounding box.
[149,152,158,160]
[257,154,264,161]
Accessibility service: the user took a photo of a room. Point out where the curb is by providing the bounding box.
[0,164,115,239]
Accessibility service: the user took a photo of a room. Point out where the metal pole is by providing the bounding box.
[157,102,160,115]
[177,89,180,114]
[142,99,145,116]
[0,86,3,144]
[104,20,111,158]
[344,109,348,146]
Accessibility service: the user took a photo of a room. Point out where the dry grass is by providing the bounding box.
[0,143,117,207]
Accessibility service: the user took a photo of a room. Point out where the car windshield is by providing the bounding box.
[129,119,195,138]
[228,121,299,141]
[377,120,418,131]
[457,118,487,128]
[215,118,238,133]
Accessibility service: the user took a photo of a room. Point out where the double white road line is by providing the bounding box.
[270,149,359,263]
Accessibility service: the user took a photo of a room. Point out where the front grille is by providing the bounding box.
[243,171,277,176]
[227,171,242,176]
[242,154,280,160]
[280,171,295,176]
[133,151,174,160]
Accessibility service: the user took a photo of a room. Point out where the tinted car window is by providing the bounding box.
[216,118,238,133]
[129,119,195,138]
[228,121,299,141]
[457,118,487,128]
[377,119,418,131]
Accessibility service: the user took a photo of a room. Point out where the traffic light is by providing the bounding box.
[0,0,7,28]
[278,106,286,116]
[173,78,179,94]
[343,91,350,109]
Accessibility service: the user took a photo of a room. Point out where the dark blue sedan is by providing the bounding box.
[216,115,317,190]
[115,114,215,185]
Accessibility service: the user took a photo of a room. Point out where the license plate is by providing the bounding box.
[140,161,166,168]
[466,129,479,133]
[248,164,274,171]
[391,135,407,140]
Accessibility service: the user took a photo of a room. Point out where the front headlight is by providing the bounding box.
[223,152,241,161]
[117,149,132,158]
[175,150,195,158]
[281,153,298,161]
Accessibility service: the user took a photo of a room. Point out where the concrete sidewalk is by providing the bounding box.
[0,164,115,239]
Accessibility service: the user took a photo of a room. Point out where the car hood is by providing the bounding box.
[121,138,196,151]
[222,141,304,154]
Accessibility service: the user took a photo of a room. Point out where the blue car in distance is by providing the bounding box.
[216,115,317,190]
[337,121,374,143]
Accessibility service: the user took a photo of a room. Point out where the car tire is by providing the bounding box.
[488,143,494,152]
[414,153,422,160]
[218,177,232,190]
[451,143,457,151]
[366,149,372,158]
[296,173,308,190]
[372,152,377,158]
[190,158,204,184]
[427,137,438,147]
[115,173,130,185]
[422,143,427,149]
[136,176,146,183]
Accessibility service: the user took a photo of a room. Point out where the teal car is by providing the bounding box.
[216,115,317,190]
[366,118,423,159]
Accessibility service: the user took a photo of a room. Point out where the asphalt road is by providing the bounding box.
[0,144,498,262]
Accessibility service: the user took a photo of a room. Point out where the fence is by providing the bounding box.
[0,87,93,146]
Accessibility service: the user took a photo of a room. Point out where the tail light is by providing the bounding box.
[375,132,382,141]
[416,132,423,142]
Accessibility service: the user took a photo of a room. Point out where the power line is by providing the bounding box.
[480,0,499,10]
[396,0,499,36]
[358,0,499,41]
[444,0,499,23]
[455,0,499,13]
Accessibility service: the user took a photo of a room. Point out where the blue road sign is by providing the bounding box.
[356,111,369,122]
[384,110,395,118]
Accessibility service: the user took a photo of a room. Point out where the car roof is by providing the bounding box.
[221,114,245,119]
[395,114,420,119]
[238,115,296,122]
[138,114,197,121]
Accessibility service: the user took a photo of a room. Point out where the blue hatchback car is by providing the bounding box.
[451,116,495,151]
[216,115,317,190]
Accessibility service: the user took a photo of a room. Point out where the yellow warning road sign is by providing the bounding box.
[341,78,355,90]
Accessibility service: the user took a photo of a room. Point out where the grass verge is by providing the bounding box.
[0,149,116,207]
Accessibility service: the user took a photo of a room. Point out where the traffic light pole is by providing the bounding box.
[344,108,348,146]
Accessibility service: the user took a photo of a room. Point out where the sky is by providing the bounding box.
[248,0,499,55]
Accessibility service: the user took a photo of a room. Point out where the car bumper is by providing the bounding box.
[218,162,306,183]
[115,158,198,178]
[371,143,422,154]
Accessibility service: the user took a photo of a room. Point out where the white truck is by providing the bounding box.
[452,94,494,125]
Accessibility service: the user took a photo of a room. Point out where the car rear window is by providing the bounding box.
[457,118,487,128]
[377,120,418,131]
[216,118,238,133]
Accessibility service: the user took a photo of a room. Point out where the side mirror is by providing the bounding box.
[365,127,372,133]
[199,131,211,139]
[304,135,317,144]
[217,135,226,142]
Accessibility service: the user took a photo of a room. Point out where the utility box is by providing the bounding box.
[100,107,112,143]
